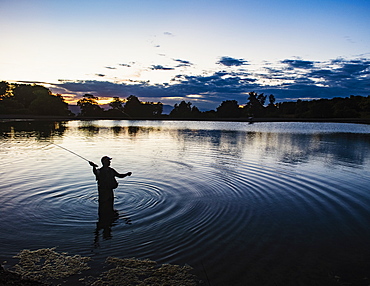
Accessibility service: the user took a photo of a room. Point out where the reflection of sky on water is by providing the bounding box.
[1,120,369,170]
[168,127,370,170]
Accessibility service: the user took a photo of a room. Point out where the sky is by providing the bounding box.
[1,0,369,110]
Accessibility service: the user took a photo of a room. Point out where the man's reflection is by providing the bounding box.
[94,205,132,247]
[94,205,118,245]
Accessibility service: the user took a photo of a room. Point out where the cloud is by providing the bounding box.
[120,62,136,67]
[217,56,248,67]
[151,65,175,70]
[105,66,116,70]
[53,57,370,110]
[173,59,193,67]
[96,74,105,77]
[119,63,131,67]
[281,59,314,69]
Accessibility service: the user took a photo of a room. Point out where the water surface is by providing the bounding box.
[1,120,370,285]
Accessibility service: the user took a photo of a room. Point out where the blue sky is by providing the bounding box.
[1,0,369,110]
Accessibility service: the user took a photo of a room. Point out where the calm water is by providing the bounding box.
[1,120,370,285]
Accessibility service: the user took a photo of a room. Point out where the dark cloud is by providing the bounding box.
[119,63,133,67]
[217,56,248,67]
[105,66,116,70]
[151,65,175,70]
[96,74,105,77]
[173,59,193,67]
[281,59,314,69]
[53,57,370,110]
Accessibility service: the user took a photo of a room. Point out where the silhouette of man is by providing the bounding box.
[89,156,132,216]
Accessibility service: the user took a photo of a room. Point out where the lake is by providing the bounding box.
[1,120,370,285]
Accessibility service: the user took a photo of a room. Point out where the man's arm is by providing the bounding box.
[89,161,99,176]
[114,169,132,178]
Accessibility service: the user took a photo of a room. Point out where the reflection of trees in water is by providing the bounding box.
[169,129,247,178]
[169,129,370,168]
[255,132,370,167]
[77,122,100,137]
[74,123,163,138]
[110,125,162,137]
[0,120,67,139]
[3,120,369,168]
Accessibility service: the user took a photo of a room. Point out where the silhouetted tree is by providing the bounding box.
[257,93,267,106]
[77,94,104,117]
[307,99,333,118]
[265,94,278,117]
[331,96,360,118]
[294,99,309,117]
[122,95,163,118]
[142,101,163,117]
[169,101,203,118]
[29,90,70,116]
[123,95,142,117]
[276,101,296,117]
[109,97,125,112]
[191,105,202,118]
[359,96,370,118]
[170,101,193,118]
[12,84,49,109]
[0,82,70,116]
[105,97,126,117]
[202,110,215,118]
[243,91,266,117]
[0,81,8,97]
[216,100,241,118]
[0,96,24,114]
[268,94,275,106]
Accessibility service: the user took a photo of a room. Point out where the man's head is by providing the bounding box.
[101,156,112,167]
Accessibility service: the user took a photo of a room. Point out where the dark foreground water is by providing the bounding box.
[1,120,370,285]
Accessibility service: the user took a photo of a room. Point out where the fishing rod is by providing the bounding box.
[48,141,90,162]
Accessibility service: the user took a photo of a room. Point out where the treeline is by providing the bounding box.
[185,92,370,119]
[1,81,369,119]
[0,81,163,118]
[170,92,370,119]
[77,94,163,118]
[0,81,71,116]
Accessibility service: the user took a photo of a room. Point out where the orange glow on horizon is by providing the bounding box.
[61,94,127,106]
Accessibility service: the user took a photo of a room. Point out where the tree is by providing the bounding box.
[77,94,104,117]
[29,90,70,116]
[265,94,278,117]
[12,84,49,109]
[0,81,9,97]
[142,101,163,117]
[109,97,125,112]
[124,95,142,117]
[268,94,275,106]
[169,101,193,118]
[216,100,241,118]
[105,97,126,117]
[257,93,267,106]
[121,95,163,118]
[0,82,70,116]
[191,105,202,118]
[243,91,266,117]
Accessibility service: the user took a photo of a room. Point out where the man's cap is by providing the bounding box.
[101,156,112,162]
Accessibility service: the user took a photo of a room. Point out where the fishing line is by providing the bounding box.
[47,141,90,162]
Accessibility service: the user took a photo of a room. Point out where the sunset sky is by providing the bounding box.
[1,0,369,110]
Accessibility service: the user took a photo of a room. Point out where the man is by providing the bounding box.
[89,156,132,215]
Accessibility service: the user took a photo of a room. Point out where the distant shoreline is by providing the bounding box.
[1,114,370,125]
